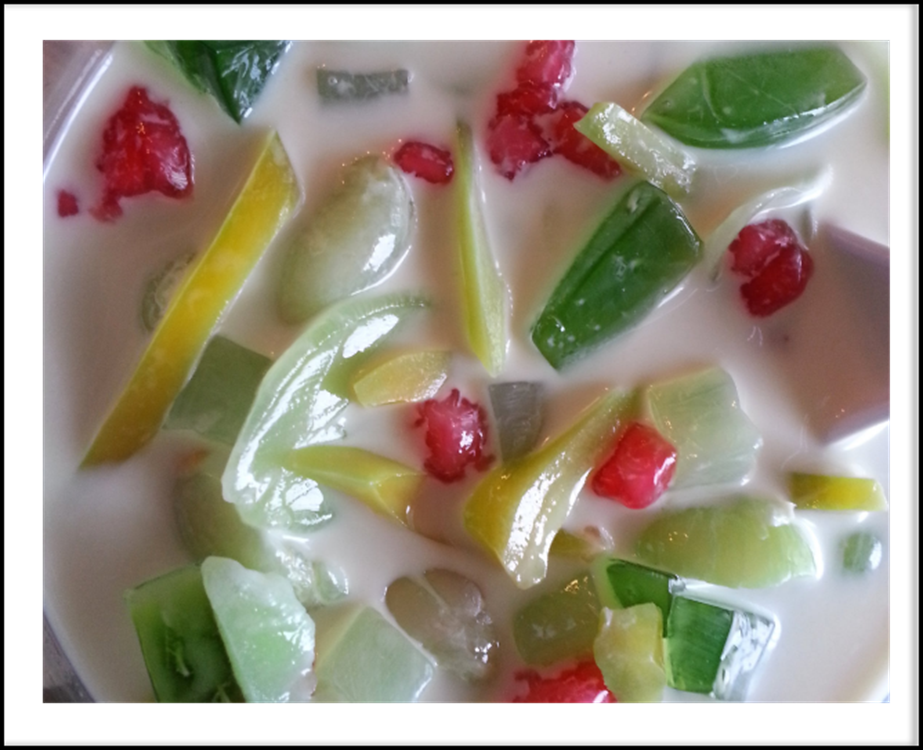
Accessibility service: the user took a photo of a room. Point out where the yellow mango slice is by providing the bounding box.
[350,350,451,406]
[788,473,888,511]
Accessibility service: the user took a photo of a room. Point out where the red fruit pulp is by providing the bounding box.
[91,86,193,221]
[591,422,677,509]
[511,661,615,703]
[740,244,814,317]
[516,40,576,89]
[414,388,493,483]
[728,219,802,278]
[393,140,454,185]
[544,100,622,180]
[496,82,559,119]
[57,190,79,217]
[486,114,552,180]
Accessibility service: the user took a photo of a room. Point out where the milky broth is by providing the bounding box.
[43,41,889,702]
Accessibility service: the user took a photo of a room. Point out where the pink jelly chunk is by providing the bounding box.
[591,422,677,509]
[486,114,552,180]
[740,244,814,317]
[414,388,494,483]
[511,661,615,703]
[393,140,454,185]
[545,100,622,180]
[496,82,559,119]
[729,219,803,278]
[57,190,79,217]
[515,40,576,89]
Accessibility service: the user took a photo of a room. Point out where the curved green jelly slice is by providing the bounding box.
[278,155,414,324]
[594,604,665,703]
[531,181,701,370]
[201,557,316,702]
[464,389,635,589]
[124,565,241,703]
[147,41,291,122]
[636,496,817,588]
[316,69,410,102]
[641,46,866,149]
[222,293,427,533]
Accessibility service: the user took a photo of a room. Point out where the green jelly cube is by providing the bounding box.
[314,607,434,702]
[125,565,241,703]
[166,335,271,446]
[594,557,684,621]
[513,570,601,666]
[842,531,883,574]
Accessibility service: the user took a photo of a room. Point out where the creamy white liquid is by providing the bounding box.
[43,40,890,703]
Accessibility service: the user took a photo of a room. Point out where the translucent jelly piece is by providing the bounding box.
[841,531,883,574]
[712,608,776,701]
[314,607,434,702]
[593,557,684,620]
[788,473,889,511]
[488,381,545,462]
[165,336,272,446]
[350,350,450,406]
[268,541,348,608]
[222,293,426,533]
[385,568,498,682]
[464,389,635,589]
[316,68,410,102]
[549,526,614,562]
[278,155,414,324]
[594,603,666,703]
[201,557,316,702]
[140,252,195,332]
[645,367,762,489]
[636,496,817,589]
[664,596,733,694]
[513,570,601,666]
[124,565,241,702]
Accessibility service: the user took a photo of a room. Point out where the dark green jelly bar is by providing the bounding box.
[599,558,683,622]
[147,41,291,122]
[531,181,701,370]
[165,335,272,446]
[124,565,242,702]
[641,46,866,149]
[316,68,410,102]
[664,596,734,694]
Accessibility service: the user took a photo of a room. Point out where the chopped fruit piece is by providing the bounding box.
[91,86,193,221]
[496,82,559,118]
[82,132,298,466]
[486,113,552,180]
[464,389,635,589]
[513,571,601,666]
[591,422,677,509]
[488,381,545,462]
[350,350,450,406]
[278,155,413,324]
[511,660,614,703]
[414,388,493,483]
[283,445,425,528]
[594,604,666,703]
[788,472,888,511]
[593,557,683,620]
[385,569,498,682]
[57,189,79,217]
[841,531,883,574]
[636,496,817,588]
[393,141,454,184]
[740,244,814,317]
[516,40,576,89]
[728,219,802,278]
[575,101,694,196]
[546,100,622,180]
[316,68,409,102]
[314,606,434,702]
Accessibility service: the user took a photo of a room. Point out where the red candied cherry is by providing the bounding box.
[414,388,494,483]
[511,661,615,703]
[544,100,622,180]
[393,140,454,185]
[57,190,79,217]
[496,82,559,119]
[740,244,814,317]
[486,114,552,180]
[516,40,576,89]
[728,219,802,278]
[91,86,193,221]
[591,422,677,509]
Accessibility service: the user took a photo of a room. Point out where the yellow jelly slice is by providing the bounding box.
[463,389,635,589]
[788,472,888,511]
[594,604,666,703]
[83,132,299,466]
[284,445,425,527]
[350,350,451,406]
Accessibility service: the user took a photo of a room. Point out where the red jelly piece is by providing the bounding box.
[496,82,559,119]
[516,40,576,89]
[545,100,622,180]
[91,86,193,221]
[57,190,79,217]
[740,244,814,317]
[591,422,677,509]
[511,661,615,703]
[728,219,802,278]
[414,388,493,483]
[393,140,454,184]
[486,114,552,180]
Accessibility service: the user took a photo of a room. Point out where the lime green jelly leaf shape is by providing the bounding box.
[641,46,866,149]
[222,294,427,533]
